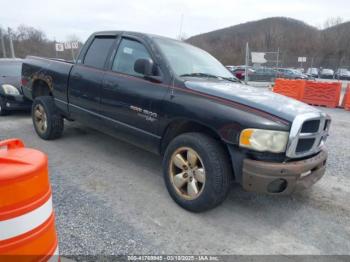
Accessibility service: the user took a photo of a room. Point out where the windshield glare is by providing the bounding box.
[154,38,234,79]
[0,62,22,77]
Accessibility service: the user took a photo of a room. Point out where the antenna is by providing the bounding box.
[178,14,184,40]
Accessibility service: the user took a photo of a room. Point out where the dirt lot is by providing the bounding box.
[0,107,349,256]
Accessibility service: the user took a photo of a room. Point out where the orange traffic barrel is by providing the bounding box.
[0,139,59,262]
[343,85,350,111]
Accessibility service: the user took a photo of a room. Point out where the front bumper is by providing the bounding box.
[0,94,32,111]
[242,150,327,194]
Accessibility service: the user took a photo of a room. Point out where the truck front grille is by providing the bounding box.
[301,120,320,133]
[296,138,315,153]
[286,113,331,158]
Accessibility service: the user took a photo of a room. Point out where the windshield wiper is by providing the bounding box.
[180,73,218,78]
[180,72,240,83]
[220,76,240,83]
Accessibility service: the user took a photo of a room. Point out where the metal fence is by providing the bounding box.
[249,51,350,70]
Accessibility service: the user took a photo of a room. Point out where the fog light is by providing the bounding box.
[300,170,311,178]
[267,179,287,193]
[6,102,10,107]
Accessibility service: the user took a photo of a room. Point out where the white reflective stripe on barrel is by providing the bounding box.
[0,196,53,240]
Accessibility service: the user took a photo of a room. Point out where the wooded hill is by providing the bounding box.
[187,17,350,69]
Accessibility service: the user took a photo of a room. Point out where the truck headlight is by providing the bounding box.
[1,84,20,95]
[239,129,289,153]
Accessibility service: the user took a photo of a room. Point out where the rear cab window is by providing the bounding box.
[83,36,116,69]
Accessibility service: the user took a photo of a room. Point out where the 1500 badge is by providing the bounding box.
[130,105,158,122]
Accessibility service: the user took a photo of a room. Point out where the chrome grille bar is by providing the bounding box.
[286,112,331,158]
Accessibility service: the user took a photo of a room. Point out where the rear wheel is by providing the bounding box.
[163,133,232,212]
[32,96,64,140]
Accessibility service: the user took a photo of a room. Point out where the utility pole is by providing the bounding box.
[71,46,75,61]
[276,48,280,68]
[8,28,15,58]
[54,40,58,58]
[244,42,249,83]
[0,28,6,58]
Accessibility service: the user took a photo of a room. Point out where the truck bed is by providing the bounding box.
[22,56,74,113]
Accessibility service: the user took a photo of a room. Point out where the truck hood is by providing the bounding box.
[185,80,320,123]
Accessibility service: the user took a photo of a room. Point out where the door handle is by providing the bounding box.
[104,80,119,89]
[73,73,82,80]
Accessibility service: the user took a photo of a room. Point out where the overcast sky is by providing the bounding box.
[1,0,348,42]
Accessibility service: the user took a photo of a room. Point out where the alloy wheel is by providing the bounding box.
[34,104,48,134]
[169,147,206,200]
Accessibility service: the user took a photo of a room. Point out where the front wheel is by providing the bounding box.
[32,96,64,140]
[163,133,232,212]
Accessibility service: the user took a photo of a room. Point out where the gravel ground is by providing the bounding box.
[0,107,349,256]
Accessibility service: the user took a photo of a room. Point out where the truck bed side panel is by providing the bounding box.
[22,56,74,115]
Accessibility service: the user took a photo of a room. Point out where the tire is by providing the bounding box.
[32,96,64,140]
[0,97,9,116]
[163,132,232,212]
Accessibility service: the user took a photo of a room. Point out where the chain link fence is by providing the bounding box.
[248,49,350,70]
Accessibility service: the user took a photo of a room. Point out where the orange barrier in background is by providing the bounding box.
[302,81,341,108]
[273,78,305,100]
[0,139,59,262]
[342,85,350,111]
[273,79,342,108]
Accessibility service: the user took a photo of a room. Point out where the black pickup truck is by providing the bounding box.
[22,31,330,212]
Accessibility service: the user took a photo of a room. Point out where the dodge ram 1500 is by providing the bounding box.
[22,31,330,212]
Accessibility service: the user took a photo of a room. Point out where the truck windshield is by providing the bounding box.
[154,37,234,80]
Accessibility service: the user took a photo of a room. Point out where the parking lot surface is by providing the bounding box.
[1,107,349,255]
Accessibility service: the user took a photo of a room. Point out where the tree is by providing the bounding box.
[323,17,344,29]
[0,24,83,60]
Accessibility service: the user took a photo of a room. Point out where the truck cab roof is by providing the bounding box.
[91,31,177,42]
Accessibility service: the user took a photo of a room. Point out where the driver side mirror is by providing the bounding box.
[134,58,162,83]
[134,58,154,76]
